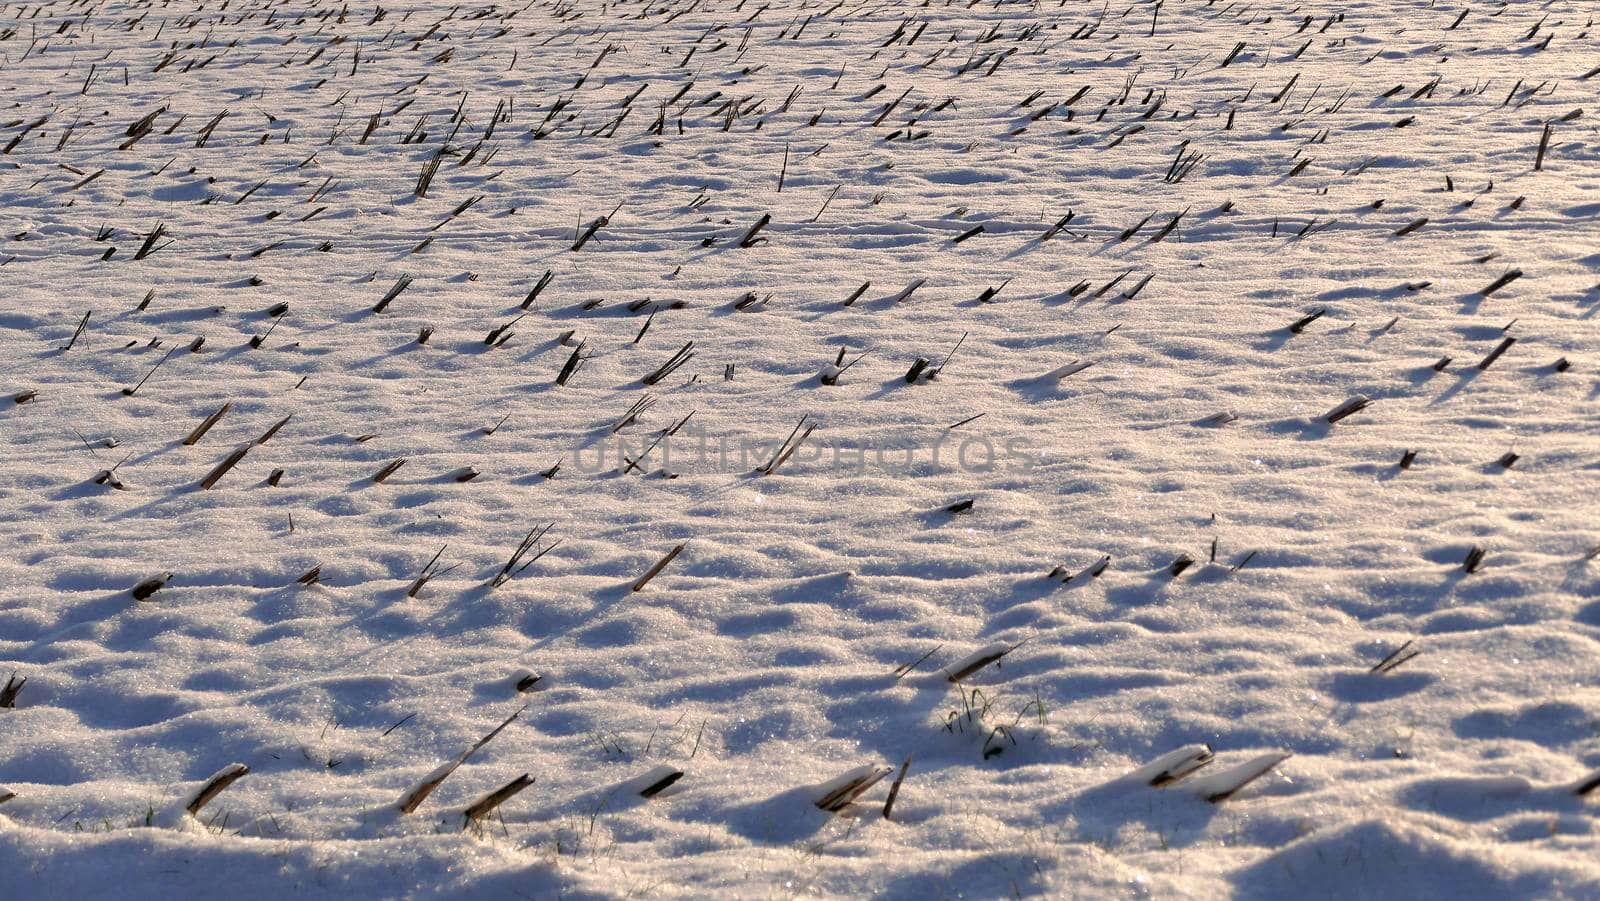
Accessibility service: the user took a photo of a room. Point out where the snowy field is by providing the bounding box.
[2,0,1599,896]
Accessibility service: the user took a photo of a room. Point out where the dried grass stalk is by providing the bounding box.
[185,763,249,816]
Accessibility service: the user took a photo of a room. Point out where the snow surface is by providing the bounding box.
[2,0,1599,896]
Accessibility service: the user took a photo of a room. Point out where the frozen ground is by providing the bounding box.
[2,0,1599,896]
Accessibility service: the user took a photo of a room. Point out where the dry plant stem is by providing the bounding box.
[463,774,535,824]
[632,543,685,592]
[187,764,249,816]
[398,706,526,815]
[882,756,913,820]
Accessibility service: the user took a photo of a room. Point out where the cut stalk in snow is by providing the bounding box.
[199,445,250,490]
[737,213,772,247]
[0,672,25,708]
[462,774,534,825]
[637,765,685,798]
[1185,753,1290,803]
[642,342,695,386]
[1370,639,1420,674]
[943,640,1025,682]
[398,707,526,814]
[185,763,249,817]
[132,572,170,601]
[491,524,560,587]
[815,764,893,813]
[882,756,912,820]
[373,274,413,313]
[759,416,816,474]
[183,402,232,446]
[1324,396,1372,424]
[407,545,459,598]
[632,543,685,592]
[1127,745,1215,786]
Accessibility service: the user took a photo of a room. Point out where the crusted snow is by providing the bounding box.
[2,0,1600,896]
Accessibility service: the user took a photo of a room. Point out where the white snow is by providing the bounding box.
[2,0,1600,896]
